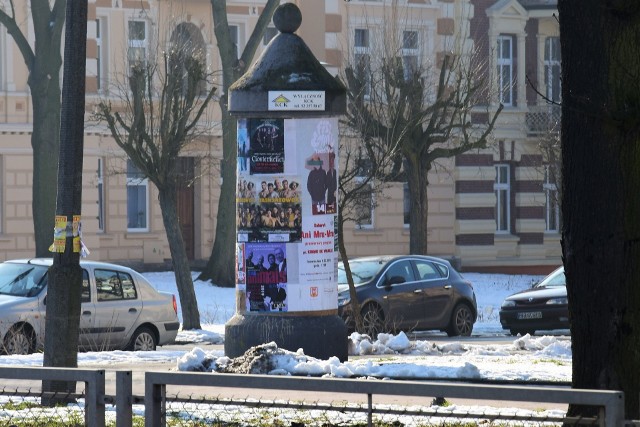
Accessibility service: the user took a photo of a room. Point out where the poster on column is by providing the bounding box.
[236,175,302,243]
[290,118,339,312]
[236,117,338,313]
[244,242,289,312]
[248,118,285,174]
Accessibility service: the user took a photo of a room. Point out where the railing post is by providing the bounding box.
[116,371,132,427]
[84,369,105,427]
[603,392,625,427]
[145,374,166,427]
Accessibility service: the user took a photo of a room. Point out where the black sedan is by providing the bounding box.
[337,255,477,337]
[499,266,569,336]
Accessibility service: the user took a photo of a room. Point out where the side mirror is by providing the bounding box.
[385,275,405,289]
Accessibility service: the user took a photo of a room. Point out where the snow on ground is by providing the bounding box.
[0,269,572,385]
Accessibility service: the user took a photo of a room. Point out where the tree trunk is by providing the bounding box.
[198,101,236,287]
[337,211,363,332]
[559,0,640,419]
[28,45,62,257]
[406,156,430,254]
[158,186,202,330]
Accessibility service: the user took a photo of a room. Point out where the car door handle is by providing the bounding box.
[444,285,452,289]
[82,310,92,316]
[413,289,423,293]
[128,308,138,313]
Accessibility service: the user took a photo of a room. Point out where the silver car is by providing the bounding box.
[0,258,180,355]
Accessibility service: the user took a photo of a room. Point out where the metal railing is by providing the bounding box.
[0,366,628,426]
[144,371,625,427]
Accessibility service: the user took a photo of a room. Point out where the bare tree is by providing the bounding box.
[343,7,502,255]
[94,26,216,330]
[336,121,400,333]
[198,0,280,287]
[0,1,65,256]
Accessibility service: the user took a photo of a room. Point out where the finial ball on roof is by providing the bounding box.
[273,3,302,34]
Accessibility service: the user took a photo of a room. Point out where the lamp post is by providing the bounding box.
[226,3,348,361]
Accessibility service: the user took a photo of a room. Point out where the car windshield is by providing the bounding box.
[0,263,48,297]
[338,259,386,285]
[534,268,566,288]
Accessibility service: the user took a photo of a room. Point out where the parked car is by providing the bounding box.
[499,266,568,336]
[0,258,180,355]
[337,255,477,337]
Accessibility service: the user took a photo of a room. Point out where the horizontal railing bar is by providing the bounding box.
[0,366,104,382]
[146,372,622,407]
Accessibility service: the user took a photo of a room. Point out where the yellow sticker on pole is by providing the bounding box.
[73,215,81,253]
[52,215,67,253]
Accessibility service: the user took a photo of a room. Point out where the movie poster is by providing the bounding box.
[236,176,302,243]
[249,118,285,174]
[245,242,288,312]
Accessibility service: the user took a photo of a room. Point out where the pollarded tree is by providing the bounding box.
[559,0,640,420]
[336,119,401,334]
[0,1,65,256]
[198,0,280,287]
[94,26,216,330]
[343,9,502,255]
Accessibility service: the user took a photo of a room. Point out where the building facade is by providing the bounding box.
[0,0,560,273]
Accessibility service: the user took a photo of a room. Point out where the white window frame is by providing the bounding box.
[544,36,561,103]
[127,19,148,70]
[126,160,149,232]
[494,164,510,233]
[544,165,560,233]
[95,17,110,93]
[97,158,105,232]
[355,177,375,230]
[353,28,371,97]
[497,35,514,106]
[401,30,419,80]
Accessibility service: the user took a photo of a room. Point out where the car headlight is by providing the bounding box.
[338,295,351,307]
[546,297,568,305]
[501,300,516,308]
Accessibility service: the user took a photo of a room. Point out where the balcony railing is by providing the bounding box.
[525,104,561,135]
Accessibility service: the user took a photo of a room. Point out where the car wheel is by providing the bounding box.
[127,326,157,351]
[446,304,474,337]
[3,326,34,355]
[361,304,385,338]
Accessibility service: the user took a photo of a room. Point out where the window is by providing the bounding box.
[403,183,410,226]
[544,37,561,103]
[127,160,148,231]
[355,179,374,229]
[81,270,91,303]
[263,27,278,45]
[544,165,560,232]
[95,269,138,301]
[414,260,441,281]
[229,25,239,59]
[494,164,510,232]
[402,30,419,80]
[383,260,414,286]
[354,28,371,96]
[497,35,514,106]
[97,158,105,232]
[96,18,108,91]
[128,20,147,69]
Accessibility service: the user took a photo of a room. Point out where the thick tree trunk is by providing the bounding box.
[406,158,430,254]
[559,0,640,419]
[158,187,201,330]
[198,102,236,287]
[31,91,61,257]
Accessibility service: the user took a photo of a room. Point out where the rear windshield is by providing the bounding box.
[0,263,49,297]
